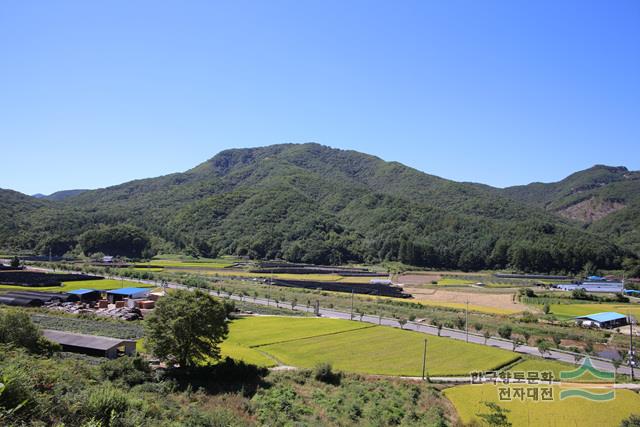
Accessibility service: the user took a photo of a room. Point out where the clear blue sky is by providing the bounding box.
[1,0,638,195]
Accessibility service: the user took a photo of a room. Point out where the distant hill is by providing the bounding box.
[32,189,89,201]
[0,144,635,273]
[501,165,640,252]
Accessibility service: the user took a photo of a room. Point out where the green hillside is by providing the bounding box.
[1,144,635,272]
[502,165,640,252]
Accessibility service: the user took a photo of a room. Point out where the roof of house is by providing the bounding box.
[42,329,134,351]
[575,312,627,323]
[67,288,99,295]
[106,287,150,296]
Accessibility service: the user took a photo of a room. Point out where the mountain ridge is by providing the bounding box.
[2,143,637,272]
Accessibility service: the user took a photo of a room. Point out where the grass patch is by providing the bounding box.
[0,279,152,293]
[444,384,640,427]
[411,299,520,315]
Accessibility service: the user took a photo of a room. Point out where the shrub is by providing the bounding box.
[181,407,241,427]
[314,362,341,385]
[519,312,538,324]
[252,384,310,425]
[84,384,131,425]
[0,310,59,355]
[497,325,512,340]
[99,356,152,386]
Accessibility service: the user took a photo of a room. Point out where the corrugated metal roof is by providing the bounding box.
[106,287,149,295]
[67,288,99,295]
[576,312,626,322]
[42,329,134,350]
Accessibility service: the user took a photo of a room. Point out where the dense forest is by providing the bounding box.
[503,164,640,253]
[1,143,638,273]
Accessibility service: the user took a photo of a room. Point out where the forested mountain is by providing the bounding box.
[38,189,89,201]
[1,144,636,273]
[502,165,640,252]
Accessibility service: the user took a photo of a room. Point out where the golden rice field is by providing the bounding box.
[445,383,640,427]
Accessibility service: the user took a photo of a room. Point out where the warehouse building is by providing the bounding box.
[66,288,102,303]
[575,312,628,329]
[42,329,136,359]
[106,287,150,303]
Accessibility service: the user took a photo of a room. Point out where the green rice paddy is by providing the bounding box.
[221,316,520,376]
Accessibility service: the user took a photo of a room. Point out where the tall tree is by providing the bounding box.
[144,290,229,368]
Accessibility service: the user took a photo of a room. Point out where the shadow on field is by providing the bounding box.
[162,357,269,396]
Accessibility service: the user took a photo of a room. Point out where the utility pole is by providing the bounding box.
[465,300,469,343]
[421,339,428,381]
[49,247,52,263]
[629,312,635,381]
[350,288,354,321]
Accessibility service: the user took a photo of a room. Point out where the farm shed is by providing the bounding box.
[42,329,136,359]
[67,288,101,302]
[106,287,150,303]
[575,312,627,329]
[0,295,44,307]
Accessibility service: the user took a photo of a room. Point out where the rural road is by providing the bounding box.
[160,281,637,378]
[29,267,638,378]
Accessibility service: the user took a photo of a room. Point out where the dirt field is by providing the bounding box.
[395,273,442,285]
[404,287,528,312]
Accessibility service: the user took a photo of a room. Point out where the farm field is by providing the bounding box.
[135,259,235,269]
[404,287,525,315]
[436,278,477,286]
[185,269,373,283]
[0,279,152,293]
[549,303,640,320]
[222,316,520,376]
[444,384,640,427]
[225,316,371,347]
[411,299,519,315]
[219,341,276,367]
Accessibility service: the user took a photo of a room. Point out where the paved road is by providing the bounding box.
[29,267,638,378]
[159,281,636,377]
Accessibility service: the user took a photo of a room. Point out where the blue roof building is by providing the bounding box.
[106,287,150,302]
[67,289,98,295]
[66,288,102,302]
[575,312,627,329]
